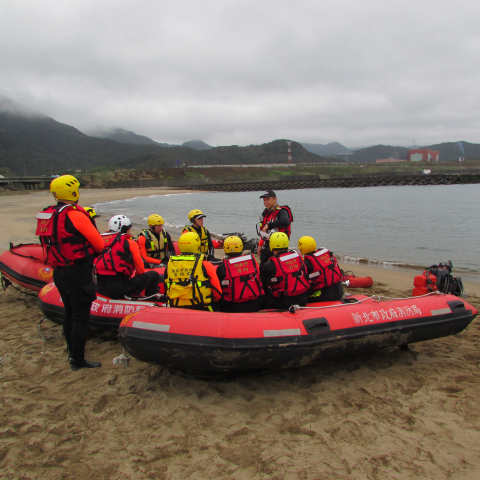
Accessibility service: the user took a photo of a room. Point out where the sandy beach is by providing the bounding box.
[1,187,480,479]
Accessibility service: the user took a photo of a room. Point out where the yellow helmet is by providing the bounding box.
[188,209,206,222]
[50,174,80,202]
[297,235,317,255]
[223,235,243,254]
[178,231,201,253]
[84,206,97,219]
[148,214,164,227]
[269,232,289,250]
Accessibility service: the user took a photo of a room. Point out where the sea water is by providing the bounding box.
[95,184,480,280]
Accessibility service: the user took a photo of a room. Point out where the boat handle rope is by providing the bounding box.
[288,291,442,313]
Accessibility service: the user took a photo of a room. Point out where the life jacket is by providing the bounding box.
[35,204,95,267]
[261,205,293,238]
[183,225,210,255]
[166,254,212,307]
[305,248,343,290]
[94,233,135,277]
[101,232,117,247]
[137,228,167,260]
[221,254,264,303]
[268,250,310,298]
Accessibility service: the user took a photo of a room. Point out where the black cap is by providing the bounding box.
[259,190,276,199]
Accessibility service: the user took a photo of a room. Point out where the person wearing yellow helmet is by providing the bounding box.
[183,209,219,259]
[297,235,344,301]
[137,213,175,266]
[36,174,104,371]
[165,231,221,310]
[260,232,310,309]
[216,236,264,312]
[83,206,99,229]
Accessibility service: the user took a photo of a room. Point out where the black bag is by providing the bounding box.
[427,261,464,296]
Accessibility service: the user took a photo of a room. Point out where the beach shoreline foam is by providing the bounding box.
[2,187,480,479]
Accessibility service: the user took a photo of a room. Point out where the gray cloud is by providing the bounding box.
[2,0,480,147]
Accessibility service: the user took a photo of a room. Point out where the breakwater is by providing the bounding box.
[189,172,480,191]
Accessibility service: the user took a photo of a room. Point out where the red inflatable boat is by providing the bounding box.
[38,281,163,329]
[119,293,477,375]
[0,243,53,292]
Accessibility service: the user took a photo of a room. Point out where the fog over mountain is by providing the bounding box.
[2,2,480,147]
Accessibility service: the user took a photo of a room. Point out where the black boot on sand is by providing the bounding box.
[70,359,102,371]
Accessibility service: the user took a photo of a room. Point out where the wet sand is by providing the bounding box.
[1,188,480,479]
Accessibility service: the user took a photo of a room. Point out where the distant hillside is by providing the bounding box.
[182,139,213,150]
[301,141,352,156]
[0,101,328,175]
[115,139,330,170]
[92,128,157,145]
[350,145,409,163]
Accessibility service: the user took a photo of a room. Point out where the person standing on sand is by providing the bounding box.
[258,190,293,263]
[36,175,104,371]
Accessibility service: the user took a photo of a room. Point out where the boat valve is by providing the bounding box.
[288,304,301,314]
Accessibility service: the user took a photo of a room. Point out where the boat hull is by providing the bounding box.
[38,282,159,329]
[0,243,53,292]
[119,294,477,375]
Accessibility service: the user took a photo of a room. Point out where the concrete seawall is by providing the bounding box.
[188,172,480,191]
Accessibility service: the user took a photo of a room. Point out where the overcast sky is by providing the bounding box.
[2,0,479,147]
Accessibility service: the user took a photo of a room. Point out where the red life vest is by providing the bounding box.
[261,205,293,238]
[94,234,135,277]
[305,248,343,290]
[221,254,264,303]
[35,204,95,267]
[268,250,310,298]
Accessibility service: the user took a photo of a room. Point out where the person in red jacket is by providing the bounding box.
[36,175,104,371]
[216,235,264,312]
[297,235,344,301]
[94,215,161,300]
[258,190,293,263]
[137,213,175,266]
[260,232,310,309]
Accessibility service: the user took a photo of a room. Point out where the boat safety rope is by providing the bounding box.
[288,291,441,313]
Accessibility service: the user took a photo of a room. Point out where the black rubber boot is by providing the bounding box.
[70,359,102,371]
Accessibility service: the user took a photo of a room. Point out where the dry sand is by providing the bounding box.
[1,188,480,479]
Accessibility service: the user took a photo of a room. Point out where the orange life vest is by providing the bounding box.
[268,250,310,298]
[260,205,293,238]
[94,234,134,277]
[36,204,95,267]
[221,254,264,303]
[305,248,343,290]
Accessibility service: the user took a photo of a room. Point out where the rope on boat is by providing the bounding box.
[288,291,441,313]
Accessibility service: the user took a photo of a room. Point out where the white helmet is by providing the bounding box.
[108,214,132,233]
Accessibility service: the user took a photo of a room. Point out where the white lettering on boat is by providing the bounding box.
[352,304,423,325]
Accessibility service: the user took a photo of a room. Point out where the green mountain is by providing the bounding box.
[93,128,170,146]
[182,139,213,150]
[0,103,328,175]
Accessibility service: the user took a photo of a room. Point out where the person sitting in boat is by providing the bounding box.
[260,232,310,309]
[165,231,221,311]
[216,235,265,313]
[258,190,293,264]
[182,209,222,261]
[83,206,99,230]
[137,214,175,267]
[94,215,161,300]
[297,235,344,302]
